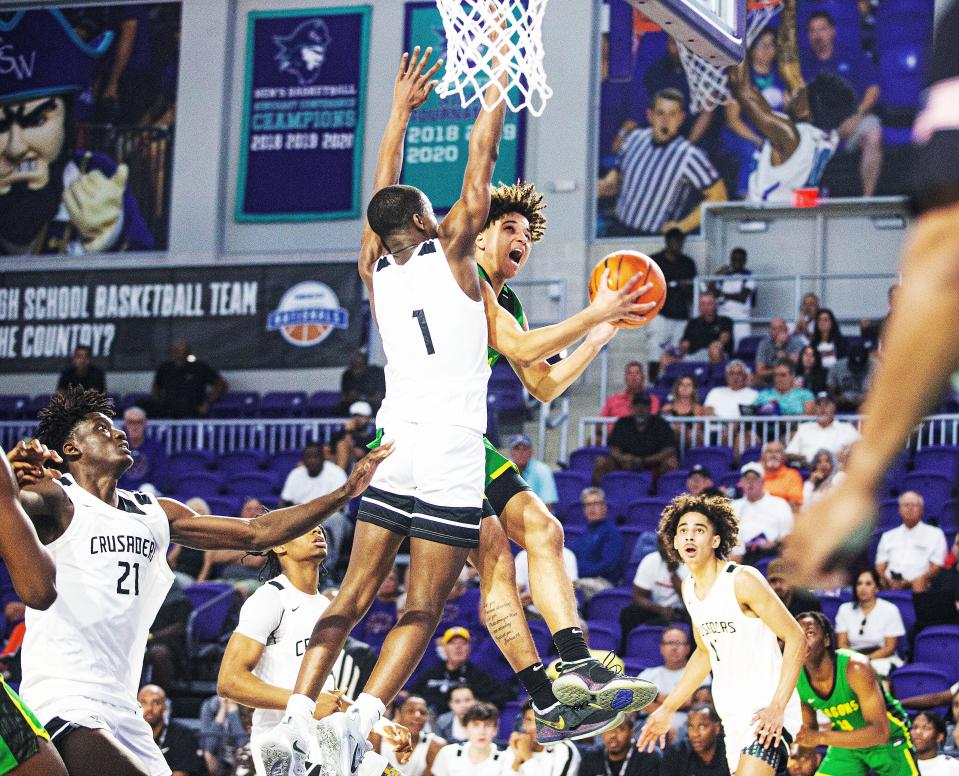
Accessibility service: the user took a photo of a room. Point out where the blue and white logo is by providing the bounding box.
[273,19,332,86]
[267,281,348,348]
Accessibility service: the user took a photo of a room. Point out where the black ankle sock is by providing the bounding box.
[516,663,556,709]
[553,627,591,663]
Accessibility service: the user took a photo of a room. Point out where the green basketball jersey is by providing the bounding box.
[478,264,526,367]
[797,649,912,746]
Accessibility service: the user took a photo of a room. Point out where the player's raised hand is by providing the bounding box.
[751,704,785,750]
[6,439,62,487]
[344,440,394,498]
[376,719,413,764]
[591,269,656,327]
[636,706,673,752]
[394,47,443,114]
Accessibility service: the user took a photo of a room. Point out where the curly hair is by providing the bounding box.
[798,610,836,656]
[36,386,115,459]
[484,180,546,241]
[256,523,330,589]
[657,493,740,565]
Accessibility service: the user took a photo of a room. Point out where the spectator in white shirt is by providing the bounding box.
[509,702,581,776]
[619,540,691,651]
[835,569,905,677]
[912,712,959,776]
[432,703,514,776]
[730,462,794,564]
[434,686,477,745]
[703,360,758,418]
[514,547,577,618]
[785,392,860,467]
[876,491,948,593]
[638,626,707,735]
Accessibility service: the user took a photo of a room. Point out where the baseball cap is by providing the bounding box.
[441,626,471,644]
[815,391,833,402]
[688,464,712,479]
[739,462,764,478]
[632,391,652,406]
[349,401,373,417]
[508,434,532,448]
[766,559,788,581]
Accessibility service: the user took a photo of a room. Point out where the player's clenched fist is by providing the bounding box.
[63,163,128,252]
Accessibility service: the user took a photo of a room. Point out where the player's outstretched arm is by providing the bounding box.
[0,449,57,610]
[728,59,799,159]
[510,324,617,403]
[776,0,804,96]
[797,659,890,749]
[162,442,393,551]
[485,269,654,369]
[736,567,807,748]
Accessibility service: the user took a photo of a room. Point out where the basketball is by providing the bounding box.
[588,250,667,328]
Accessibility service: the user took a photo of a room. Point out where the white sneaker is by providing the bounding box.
[259,715,310,776]
[314,710,372,776]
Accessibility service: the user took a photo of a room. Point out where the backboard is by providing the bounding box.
[628,0,747,65]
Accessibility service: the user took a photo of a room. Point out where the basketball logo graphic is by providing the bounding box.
[266,281,348,348]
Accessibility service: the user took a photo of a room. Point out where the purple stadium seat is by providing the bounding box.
[734,336,763,362]
[164,451,213,486]
[881,452,912,498]
[568,447,608,478]
[219,450,265,474]
[913,447,959,479]
[497,701,523,743]
[657,361,710,388]
[0,395,29,420]
[938,501,959,533]
[183,582,236,675]
[562,524,584,546]
[656,470,689,500]
[740,445,762,465]
[175,472,226,498]
[439,587,482,634]
[119,392,153,413]
[587,587,633,622]
[267,451,302,477]
[585,621,620,653]
[563,504,587,527]
[600,471,653,517]
[625,625,665,664]
[817,590,853,625]
[227,472,278,499]
[208,391,260,418]
[527,620,555,659]
[623,499,668,532]
[683,446,735,475]
[878,498,903,532]
[901,471,955,519]
[470,638,515,683]
[913,626,959,682]
[307,391,343,417]
[202,496,243,516]
[890,664,952,717]
[620,526,646,571]
[878,590,916,636]
[719,472,741,497]
[554,470,590,519]
[259,391,308,418]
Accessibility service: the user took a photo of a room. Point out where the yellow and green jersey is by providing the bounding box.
[478,265,527,367]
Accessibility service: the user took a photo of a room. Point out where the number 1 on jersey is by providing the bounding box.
[412,309,436,355]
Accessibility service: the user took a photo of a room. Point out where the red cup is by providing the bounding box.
[793,187,819,208]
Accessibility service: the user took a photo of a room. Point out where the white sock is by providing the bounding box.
[286,693,317,725]
[352,692,386,739]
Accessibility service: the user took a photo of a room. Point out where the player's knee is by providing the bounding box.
[526,506,564,553]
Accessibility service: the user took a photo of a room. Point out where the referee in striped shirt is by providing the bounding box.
[598,88,727,236]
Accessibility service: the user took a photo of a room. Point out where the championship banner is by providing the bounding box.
[236,6,371,221]
[401,2,525,212]
[0,264,365,373]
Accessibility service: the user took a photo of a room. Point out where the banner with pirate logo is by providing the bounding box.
[400,2,525,213]
[236,6,370,221]
[0,5,181,256]
[0,262,365,372]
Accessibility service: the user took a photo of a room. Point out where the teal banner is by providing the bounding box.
[401,2,525,213]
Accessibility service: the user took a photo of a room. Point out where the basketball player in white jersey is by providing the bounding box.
[729,0,858,204]
[217,525,411,776]
[370,696,444,776]
[637,494,806,775]
[7,386,391,776]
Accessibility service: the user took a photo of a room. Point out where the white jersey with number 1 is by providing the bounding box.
[747,120,839,203]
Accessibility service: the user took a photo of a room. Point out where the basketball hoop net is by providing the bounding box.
[676,0,783,113]
[434,0,553,117]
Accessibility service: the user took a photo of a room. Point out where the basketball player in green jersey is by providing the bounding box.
[795,612,918,776]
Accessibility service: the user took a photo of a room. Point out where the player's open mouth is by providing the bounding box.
[508,248,524,264]
[683,545,697,555]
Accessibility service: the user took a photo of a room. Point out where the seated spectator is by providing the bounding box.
[826,345,874,412]
[600,362,661,420]
[198,695,249,776]
[801,449,843,507]
[278,440,349,575]
[373,694,446,775]
[731,462,794,564]
[660,704,729,776]
[118,405,168,494]
[514,545,577,619]
[571,487,624,598]
[686,465,722,497]
[766,558,821,619]
[876,491,947,593]
[509,701,581,776]
[790,293,821,345]
[639,625,705,734]
[56,344,106,394]
[196,496,268,595]
[593,393,679,484]
[677,293,733,361]
[410,627,515,714]
[433,686,477,745]
[507,435,558,512]
[138,684,207,776]
[703,360,758,418]
[332,401,377,472]
[755,319,805,385]
[760,441,804,508]
[795,345,829,395]
[661,376,708,449]
[619,537,691,649]
[785,392,860,467]
[431,703,514,776]
[810,308,849,370]
[168,496,210,586]
[914,532,959,633]
[152,339,227,418]
[579,715,659,776]
[802,10,883,197]
[786,746,822,776]
[753,360,815,416]
[709,248,755,345]
[910,712,959,774]
[597,87,727,236]
[144,577,193,692]
[836,569,905,678]
[340,347,386,415]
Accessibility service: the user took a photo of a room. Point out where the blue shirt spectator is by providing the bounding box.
[572,488,624,587]
[507,435,558,511]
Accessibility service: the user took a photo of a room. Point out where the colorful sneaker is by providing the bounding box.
[314,709,372,776]
[258,715,309,776]
[551,658,658,713]
[533,700,625,744]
